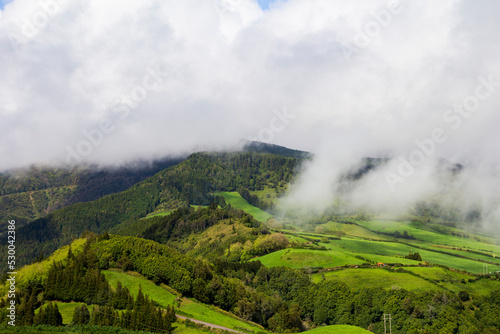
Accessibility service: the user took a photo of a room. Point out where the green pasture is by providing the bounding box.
[141,211,172,219]
[322,221,395,241]
[217,191,273,222]
[35,302,88,325]
[422,246,500,265]
[255,248,365,269]
[311,268,438,291]
[356,220,500,253]
[103,270,265,333]
[333,238,500,274]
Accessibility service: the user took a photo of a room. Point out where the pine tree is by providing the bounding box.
[72,304,90,325]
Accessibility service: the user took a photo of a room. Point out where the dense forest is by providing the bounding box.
[0,237,176,333]
[0,157,183,231]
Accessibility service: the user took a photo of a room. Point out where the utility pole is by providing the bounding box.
[384,314,392,334]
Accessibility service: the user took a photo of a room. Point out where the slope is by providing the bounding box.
[0,157,183,233]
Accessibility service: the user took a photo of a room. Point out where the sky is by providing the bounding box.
[1,0,499,170]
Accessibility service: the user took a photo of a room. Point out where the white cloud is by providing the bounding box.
[0,0,498,180]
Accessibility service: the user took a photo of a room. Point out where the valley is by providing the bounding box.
[1,147,500,334]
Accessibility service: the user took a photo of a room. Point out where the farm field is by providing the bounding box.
[311,266,500,295]
[356,220,500,254]
[319,221,395,241]
[420,245,500,266]
[256,248,366,269]
[332,238,500,274]
[311,268,438,290]
[103,270,266,334]
[216,191,273,222]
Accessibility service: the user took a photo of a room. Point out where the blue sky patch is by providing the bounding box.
[258,0,280,10]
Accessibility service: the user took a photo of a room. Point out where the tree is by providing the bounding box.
[459,290,470,302]
[33,302,63,326]
[72,304,90,325]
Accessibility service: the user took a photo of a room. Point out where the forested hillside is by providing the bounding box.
[0,157,183,232]
[1,151,302,272]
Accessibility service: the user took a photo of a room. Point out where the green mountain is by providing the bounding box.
[1,151,302,271]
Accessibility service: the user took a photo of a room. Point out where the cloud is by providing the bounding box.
[0,0,499,188]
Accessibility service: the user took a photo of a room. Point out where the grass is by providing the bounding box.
[0,238,87,294]
[284,233,311,244]
[35,302,89,325]
[303,325,372,333]
[403,266,472,282]
[103,270,266,334]
[256,232,500,273]
[103,270,177,307]
[356,220,500,254]
[424,245,500,265]
[311,268,438,291]
[141,211,172,219]
[322,221,395,241]
[217,191,273,222]
[255,248,365,269]
[334,238,500,274]
[441,276,500,295]
[310,266,500,295]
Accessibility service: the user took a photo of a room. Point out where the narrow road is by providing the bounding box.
[175,315,244,334]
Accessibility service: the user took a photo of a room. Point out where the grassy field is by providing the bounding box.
[303,325,372,333]
[333,238,500,274]
[142,211,172,219]
[423,245,500,265]
[35,302,89,325]
[103,270,266,334]
[104,270,178,306]
[284,233,312,244]
[321,221,395,241]
[356,220,500,254]
[256,248,366,269]
[403,266,472,281]
[310,266,500,295]
[311,268,438,290]
[217,191,273,222]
